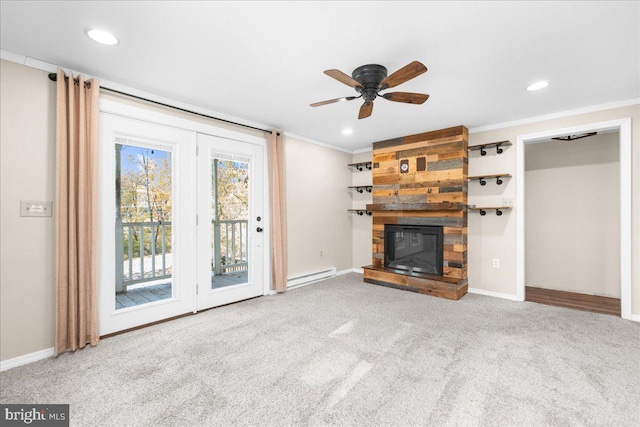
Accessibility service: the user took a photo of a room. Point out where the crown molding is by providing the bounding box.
[282,131,353,154]
[1,49,274,136]
[469,98,640,134]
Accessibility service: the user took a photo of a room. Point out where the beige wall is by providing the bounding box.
[1,60,56,361]
[525,132,620,297]
[284,137,353,278]
[350,151,373,270]
[0,60,354,362]
[2,57,638,363]
[468,104,639,315]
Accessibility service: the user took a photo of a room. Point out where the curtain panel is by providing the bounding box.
[55,70,100,355]
[266,131,287,292]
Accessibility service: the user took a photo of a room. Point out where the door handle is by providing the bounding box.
[256,227,263,232]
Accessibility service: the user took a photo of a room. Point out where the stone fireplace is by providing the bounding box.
[363,125,468,300]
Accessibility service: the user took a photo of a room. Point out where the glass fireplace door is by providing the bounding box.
[384,225,444,275]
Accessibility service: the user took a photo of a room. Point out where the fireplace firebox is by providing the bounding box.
[384,224,444,276]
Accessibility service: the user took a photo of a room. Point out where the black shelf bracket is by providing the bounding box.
[349,185,373,193]
[479,144,504,156]
[349,209,373,216]
[349,161,372,171]
[469,175,510,186]
[472,207,507,216]
[479,209,503,216]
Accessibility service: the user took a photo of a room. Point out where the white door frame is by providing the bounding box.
[99,98,271,333]
[515,118,632,320]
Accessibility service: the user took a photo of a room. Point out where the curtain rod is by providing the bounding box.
[48,73,274,135]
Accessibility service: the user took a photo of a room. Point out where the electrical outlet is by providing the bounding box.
[320,250,324,258]
[493,258,500,268]
[502,198,513,208]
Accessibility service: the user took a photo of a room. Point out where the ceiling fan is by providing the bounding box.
[310,61,429,119]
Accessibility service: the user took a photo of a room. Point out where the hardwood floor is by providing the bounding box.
[525,286,621,316]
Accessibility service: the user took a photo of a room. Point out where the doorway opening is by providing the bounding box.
[516,118,632,320]
[524,131,620,315]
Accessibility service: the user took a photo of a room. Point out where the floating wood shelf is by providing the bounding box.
[366,202,465,212]
[348,209,372,216]
[468,206,511,216]
[468,173,512,186]
[468,140,512,156]
[348,185,373,193]
[348,161,372,171]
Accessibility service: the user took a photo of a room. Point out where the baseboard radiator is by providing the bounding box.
[287,267,336,289]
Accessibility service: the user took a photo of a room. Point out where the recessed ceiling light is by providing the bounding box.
[527,81,549,91]
[342,129,353,135]
[85,28,119,45]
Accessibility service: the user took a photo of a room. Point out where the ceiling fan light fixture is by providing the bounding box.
[311,61,429,120]
[527,81,549,91]
[86,28,119,45]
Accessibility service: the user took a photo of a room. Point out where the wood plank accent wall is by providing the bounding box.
[364,125,469,300]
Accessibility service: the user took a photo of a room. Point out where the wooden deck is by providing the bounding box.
[116,270,249,309]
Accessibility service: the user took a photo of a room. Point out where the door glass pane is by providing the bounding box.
[211,156,249,289]
[115,140,173,309]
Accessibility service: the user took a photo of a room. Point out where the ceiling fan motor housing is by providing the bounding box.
[352,64,387,102]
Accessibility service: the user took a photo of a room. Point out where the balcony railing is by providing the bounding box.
[115,219,248,292]
[213,220,249,275]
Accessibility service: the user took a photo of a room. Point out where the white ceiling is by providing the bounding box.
[1,1,639,151]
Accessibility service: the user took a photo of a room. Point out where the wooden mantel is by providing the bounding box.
[366,202,465,212]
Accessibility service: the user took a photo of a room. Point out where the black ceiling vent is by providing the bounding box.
[552,132,597,141]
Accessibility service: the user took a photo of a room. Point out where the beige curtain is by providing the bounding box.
[266,130,287,292]
[55,70,100,355]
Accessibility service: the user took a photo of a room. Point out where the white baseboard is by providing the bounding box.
[630,314,640,323]
[0,347,54,372]
[337,268,362,275]
[468,287,521,301]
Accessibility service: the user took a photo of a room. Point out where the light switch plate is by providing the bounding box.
[20,200,53,217]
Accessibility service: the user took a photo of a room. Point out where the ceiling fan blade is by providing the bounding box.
[379,61,427,89]
[382,92,429,104]
[324,69,363,89]
[358,102,373,119]
[310,96,357,107]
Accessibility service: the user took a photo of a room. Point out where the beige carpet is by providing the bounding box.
[1,273,639,426]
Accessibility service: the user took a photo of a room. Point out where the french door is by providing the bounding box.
[99,113,266,336]
[196,133,265,310]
